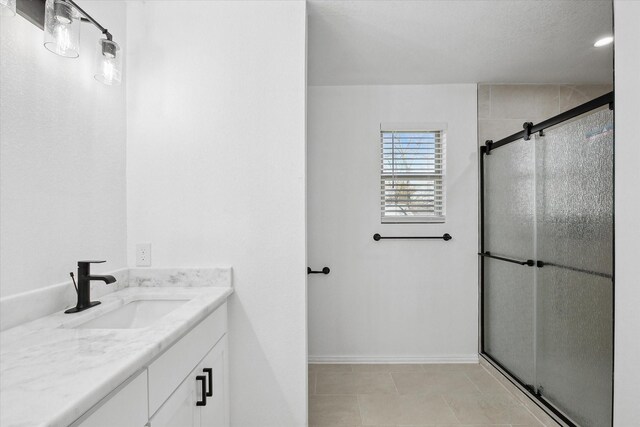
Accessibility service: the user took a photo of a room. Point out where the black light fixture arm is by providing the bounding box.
[66,0,113,40]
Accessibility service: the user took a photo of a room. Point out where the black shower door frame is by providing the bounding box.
[478,91,615,427]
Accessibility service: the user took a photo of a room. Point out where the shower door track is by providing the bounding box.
[482,92,614,153]
[480,353,576,427]
[478,91,615,427]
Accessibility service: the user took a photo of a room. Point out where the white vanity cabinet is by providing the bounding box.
[76,370,148,427]
[151,336,228,427]
[199,336,228,427]
[76,302,228,427]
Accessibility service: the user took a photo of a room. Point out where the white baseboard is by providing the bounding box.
[308,355,479,364]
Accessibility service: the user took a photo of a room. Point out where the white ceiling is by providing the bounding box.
[307,0,613,86]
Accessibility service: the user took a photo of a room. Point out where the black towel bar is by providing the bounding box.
[373,233,452,241]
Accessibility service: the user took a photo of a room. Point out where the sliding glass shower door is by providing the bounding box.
[534,108,613,426]
[481,101,614,427]
[483,139,536,387]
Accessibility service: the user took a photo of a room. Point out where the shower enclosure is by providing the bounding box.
[479,92,614,427]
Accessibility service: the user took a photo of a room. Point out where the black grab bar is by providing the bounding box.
[307,267,330,275]
[373,233,452,241]
[478,252,535,266]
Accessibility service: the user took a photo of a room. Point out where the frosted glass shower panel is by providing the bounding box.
[483,139,536,386]
[536,269,613,427]
[484,140,535,259]
[535,108,613,275]
[483,257,535,386]
[535,108,614,427]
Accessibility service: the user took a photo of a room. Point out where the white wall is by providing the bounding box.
[125,2,307,425]
[307,85,478,361]
[613,1,640,425]
[0,3,127,298]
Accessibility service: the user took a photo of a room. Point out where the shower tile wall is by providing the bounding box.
[478,84,612,145]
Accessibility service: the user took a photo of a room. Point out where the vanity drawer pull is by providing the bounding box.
[196,375,207,406]
[203,368,213,397]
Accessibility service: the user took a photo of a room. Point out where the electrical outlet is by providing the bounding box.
[136,243,151,267]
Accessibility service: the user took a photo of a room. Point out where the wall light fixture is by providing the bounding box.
[44,0,80,57]
[43,0,122,85]
[95,39,121,85]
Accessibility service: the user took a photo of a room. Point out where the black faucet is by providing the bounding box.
[65,260,116,314]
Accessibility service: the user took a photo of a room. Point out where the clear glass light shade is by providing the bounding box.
[95,39,122,85]
[0,0,16,16]
[44,0,80,58]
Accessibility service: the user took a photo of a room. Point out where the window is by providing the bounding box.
[380,126,446,223]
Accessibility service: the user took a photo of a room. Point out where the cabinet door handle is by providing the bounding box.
[203,368,213,397]
[196,375,207,406]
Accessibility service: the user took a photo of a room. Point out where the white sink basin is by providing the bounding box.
[73,300,188,329]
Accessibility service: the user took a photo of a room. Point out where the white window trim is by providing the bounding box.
[380,124,447,224]
[380,122,448,132]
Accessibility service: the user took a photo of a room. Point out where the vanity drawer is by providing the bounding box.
[148,302,227,415]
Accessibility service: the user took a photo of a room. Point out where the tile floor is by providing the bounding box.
[308,363,553,427]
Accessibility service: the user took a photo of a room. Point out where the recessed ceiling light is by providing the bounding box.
[594,36,614,47]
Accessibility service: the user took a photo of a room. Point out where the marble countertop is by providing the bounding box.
[0,286,233,427]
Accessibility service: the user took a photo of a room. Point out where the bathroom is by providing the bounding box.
[0,0,638,426]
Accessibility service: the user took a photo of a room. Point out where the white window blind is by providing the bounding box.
[380,129,446,223]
